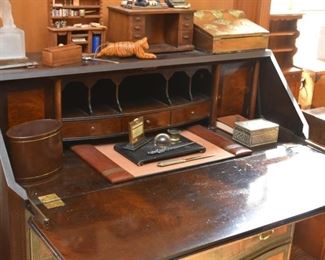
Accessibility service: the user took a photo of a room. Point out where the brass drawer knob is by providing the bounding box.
[90,126,95,131]
[259,229,274,241]
[190,110,195,115]
[145,119,151,124]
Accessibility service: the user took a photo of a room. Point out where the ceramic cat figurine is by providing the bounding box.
[96,37,157,59]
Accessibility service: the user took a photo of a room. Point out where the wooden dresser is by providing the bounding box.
[107,6,195,53]
[0,50,324,259]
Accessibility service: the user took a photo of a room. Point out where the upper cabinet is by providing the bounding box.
[47,0,107,53]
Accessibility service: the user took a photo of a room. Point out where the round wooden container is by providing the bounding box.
[6,119,63,183]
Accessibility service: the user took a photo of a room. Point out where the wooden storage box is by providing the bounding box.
[233,118,279,147]
[42,44,82,67]
[193,9,269,54]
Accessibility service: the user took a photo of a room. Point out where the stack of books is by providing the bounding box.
[216,114,247,134]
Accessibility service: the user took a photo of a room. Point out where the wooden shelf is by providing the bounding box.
[48,0,105,53]
[48,26,106,32]
[51,15,101,19]
[270,31,298,37]
[272,48,296,53]
[53,5,100,8]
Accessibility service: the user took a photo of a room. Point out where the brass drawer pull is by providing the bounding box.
[183,35,189,39]
[134,25,141,30]
[190,110,195,115]
[259,229,274,241]
[145,119,151,124]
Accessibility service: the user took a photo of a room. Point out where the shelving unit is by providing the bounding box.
[269,13,303,100]
[48,0,106,53]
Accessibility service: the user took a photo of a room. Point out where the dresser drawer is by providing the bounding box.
[122,111,170,132]
[132,15,145,24]
[62,117,122,140]
[254,243,292,260]
[179,30,193,45]
[171,101,210,125]
[180,13,193,31]
[131,15,145,40]
[181,224,294,260]
[132,24,145,39]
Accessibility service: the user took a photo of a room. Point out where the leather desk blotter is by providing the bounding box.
[71,126,251,184]
[114,135,205,166]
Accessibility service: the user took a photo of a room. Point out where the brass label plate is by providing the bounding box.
[129,116,145,145]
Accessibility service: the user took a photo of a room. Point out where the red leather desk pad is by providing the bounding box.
[72,129,235,184]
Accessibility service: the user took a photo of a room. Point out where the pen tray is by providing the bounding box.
[114,135,205,166]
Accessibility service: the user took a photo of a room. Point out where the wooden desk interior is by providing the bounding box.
[0,49,324,259]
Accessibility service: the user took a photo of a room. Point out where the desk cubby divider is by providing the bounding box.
[168,71,191,103]
[118,73,169,113]
[62,81,91,117]
[191,67,212,101]
[91,79,120,115]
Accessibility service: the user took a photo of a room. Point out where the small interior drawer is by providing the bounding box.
[179,30,193,45]
[171,101,210,125]
[122,111,170,132]
[62,117,122,140]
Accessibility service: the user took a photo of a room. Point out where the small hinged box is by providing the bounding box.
[233,118,279,147]
[193,9,269,54]
[42,44,82,67]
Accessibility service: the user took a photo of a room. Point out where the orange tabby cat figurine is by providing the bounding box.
[96,37,157,59]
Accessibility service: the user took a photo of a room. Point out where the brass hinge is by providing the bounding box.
[38,193,65,209]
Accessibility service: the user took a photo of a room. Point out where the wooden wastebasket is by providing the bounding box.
[6,119,63,183]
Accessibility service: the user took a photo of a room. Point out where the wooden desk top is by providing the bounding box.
[0,49,271,82]
[28,143,325,259]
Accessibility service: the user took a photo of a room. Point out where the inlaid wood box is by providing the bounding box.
[193,9,269,54]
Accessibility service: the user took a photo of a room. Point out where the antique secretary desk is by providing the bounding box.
[1,47,325,259]
[1,3,325,260]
